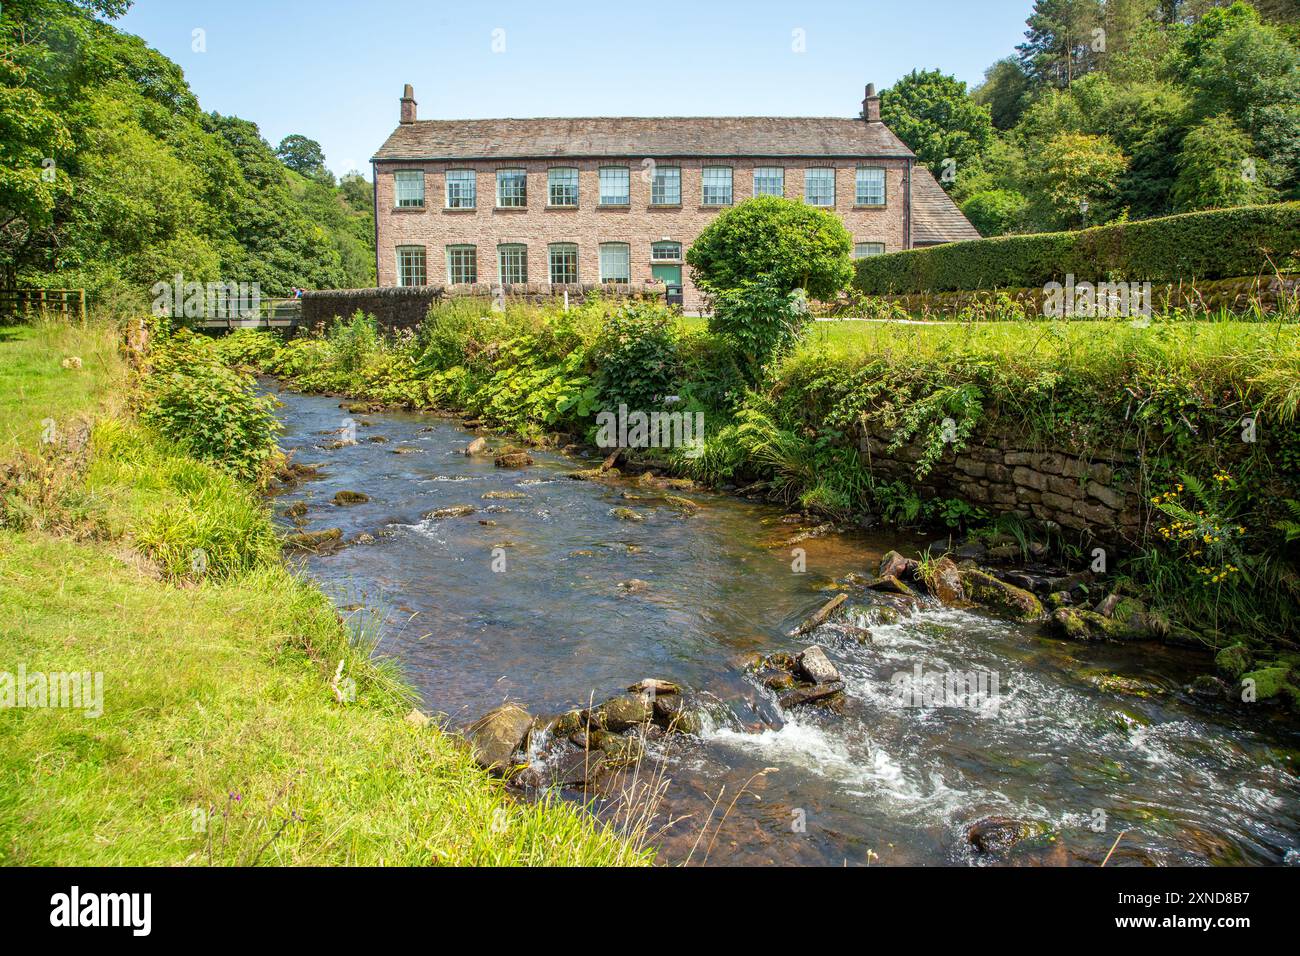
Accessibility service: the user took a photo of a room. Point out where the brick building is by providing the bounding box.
[371,83,979,311]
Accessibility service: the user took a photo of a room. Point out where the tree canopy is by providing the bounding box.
[0,0,373,301]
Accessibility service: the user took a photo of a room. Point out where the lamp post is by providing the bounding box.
[1079,198,1089,229]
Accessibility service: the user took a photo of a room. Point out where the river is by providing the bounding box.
[267,384,1300,866]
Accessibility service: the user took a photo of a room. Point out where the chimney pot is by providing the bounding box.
[862,83,881,123]
[400,84,417,125]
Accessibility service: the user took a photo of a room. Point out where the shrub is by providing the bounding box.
[708,277,812,385]
[592,301,681,411]
[854,202,1300,294]
[686,195,854,299]
[141,333,281,483]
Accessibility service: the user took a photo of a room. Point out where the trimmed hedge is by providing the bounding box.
[855,203,1300,294]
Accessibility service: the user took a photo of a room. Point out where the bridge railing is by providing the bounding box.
[196,297,302,330]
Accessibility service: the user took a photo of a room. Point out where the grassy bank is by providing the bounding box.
[206,298,1299,656]
[0,318,651,866]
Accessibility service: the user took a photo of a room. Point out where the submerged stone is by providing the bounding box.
[332,490,369,505]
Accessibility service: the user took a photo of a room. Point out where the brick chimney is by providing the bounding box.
[861,83,881,123]
[400,84,417,125]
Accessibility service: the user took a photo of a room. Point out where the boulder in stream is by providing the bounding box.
[960,569,1044,622]
[879,550,919,580]
[332,490,370,505]
[750,648,845,710]
[422,504,475,519]
[466,703,533,773]
[494,450,534,468]
[967,816,1044,855]
[922,556,967,606]
[463,437,488,456]
[284,528,343,552]
[795,646,842,685]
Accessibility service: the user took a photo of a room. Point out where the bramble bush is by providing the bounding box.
[141,330,281,484]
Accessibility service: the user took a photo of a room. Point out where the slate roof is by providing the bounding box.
[372,116,915,161]
[372,116,981,246]
[910,166,983,245]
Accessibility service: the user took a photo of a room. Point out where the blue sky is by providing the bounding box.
[119,0,1034,180]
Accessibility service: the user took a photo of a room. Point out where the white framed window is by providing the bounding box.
[853,242,886,258]
[855,167,886,206]
[701,166,732,205]
[446,169,476,209]
[548,167,578,206]
[497,243,528,284]
[394,170,425,207]
[447,245,477,283]
[496,168,527,207]
[599,242,630,283]
[549,243,578,284]
[651,241,682,261]
[805,168,835,207]
[651,165,681,205]
[753,166,784,197]
[396,245,426,287]
[598,166,630,205]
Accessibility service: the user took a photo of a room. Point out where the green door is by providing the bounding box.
[652,264,681,285]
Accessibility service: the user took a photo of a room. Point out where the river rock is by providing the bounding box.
[865,574,916,597]
[1214,643,1253,680]
[463,437,488,456]
[365,435,389,444]
[332,490,369,505]
[423,504,475,519]
[589,730,644,765]
[923,556,966,605]
[879,550,919,580]
[961,569,1044,622]
[405,708,431,728]
[795,646,841,684]
[1049,607,1146,642]
[284,528,343,552]
[283,501,308,518]
[628,678,679,696]
[495,451,534,468]
[610,506,645,522]
[391,446,421,455]
[482,490,528,499]
[547,750,606,788]
[1188,674,1230,699]
[587,693,654,731]
[617,578,650,594]
[778,681,845,709]
[652,694,702,733]
[466,703,533,773]
[967,816,1039,854]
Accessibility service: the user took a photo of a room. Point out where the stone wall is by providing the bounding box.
[859,421,1143,545]
[300,283,664,332]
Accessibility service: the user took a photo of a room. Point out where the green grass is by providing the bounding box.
[0,319,124,459]
[0,320,651,866]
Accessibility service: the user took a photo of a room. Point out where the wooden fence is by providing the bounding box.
[0,288,87,323]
